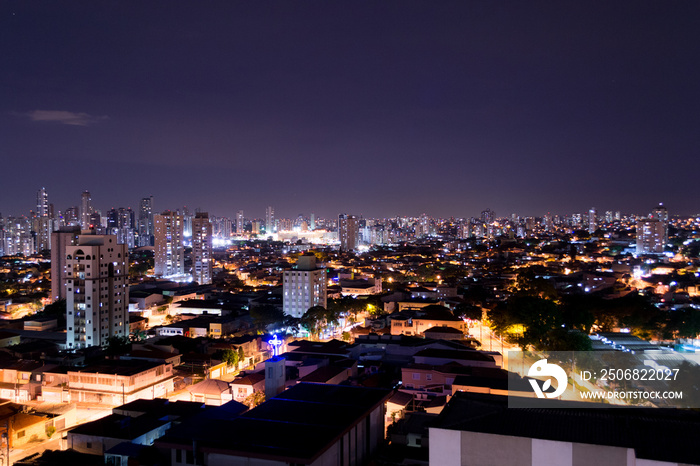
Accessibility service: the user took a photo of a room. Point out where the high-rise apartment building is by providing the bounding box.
[415,214,430,238]
[180,206,193,238]
[154,211,185,277]
[652,203,669,246]
[65,234,128,349]
[636,218,665,255]
[338,214,359,252]
[236,210,245,235]
[138,196,154,247]
[64,206,80,226]
[50,226,81,302]
[37,187,49,218]
[34,187,53,251]
[80,191,93,230]
[481,209,495,225]
[588,208,597,234]
[192,212,212,285]
[265,206,275,235]
[33,216,53,252]
[3,216,34,256]
[283,254,327,319]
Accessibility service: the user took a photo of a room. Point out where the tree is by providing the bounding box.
[105,336,131,356]
[238,346,245,363]
[545,328,593,351]
[220,348,239,367]
[300,305,340,339]
[662,308,700,339]
[510,267,558,300]
[40,299,66,325]
[488,296,565,350]
[243,391,265,408]
[249,304,284,330]
[593,293,662,338]
[454,302,482,321]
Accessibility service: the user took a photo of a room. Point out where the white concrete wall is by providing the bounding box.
[428,427,461,466]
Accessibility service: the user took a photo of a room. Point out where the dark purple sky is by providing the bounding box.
[1,1,699,219]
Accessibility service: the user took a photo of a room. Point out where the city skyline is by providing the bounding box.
[0,186,686,222]
[2,3,699,218]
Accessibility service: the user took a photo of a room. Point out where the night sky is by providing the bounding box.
[2,1,699,219]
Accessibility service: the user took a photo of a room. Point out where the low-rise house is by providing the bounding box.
[156,315,240,339]
[23,317,57,332]
[68,413,172,455]
[340,277,382,296]
[389,305,465,336]
[297,360,357,385]
[0,399,76,448]
[186,379,232,406]
[412,348,498,368]
[120,344,182,366]
[69,398,210,457]
[422,325,466,341]
[231,372,265,402]
[59,360,175,405]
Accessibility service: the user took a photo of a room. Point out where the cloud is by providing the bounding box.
[24,110,108,126]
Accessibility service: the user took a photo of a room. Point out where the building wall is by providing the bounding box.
[428,429,673,466]
[50,227,80,302]
[66,364,174,405]
[11,414,51,447]
[205,453,286,466]
[402,367,452,392]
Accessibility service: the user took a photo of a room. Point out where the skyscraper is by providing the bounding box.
[80,191,93,230]
[154,211,185,277]
[192,212,212,285]
[265,206,275,235]
[65,234,128,349]
[338,214,359,252]
[283,253,327,319]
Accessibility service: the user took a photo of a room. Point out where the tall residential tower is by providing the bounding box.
[65,234,128,349]
[338,214,359,252]
[283,254,327,318]
[192,212,212,285]
[154,211,185,278]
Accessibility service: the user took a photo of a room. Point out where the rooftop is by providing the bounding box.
[433,392,700,465]
[160,383,391,462]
